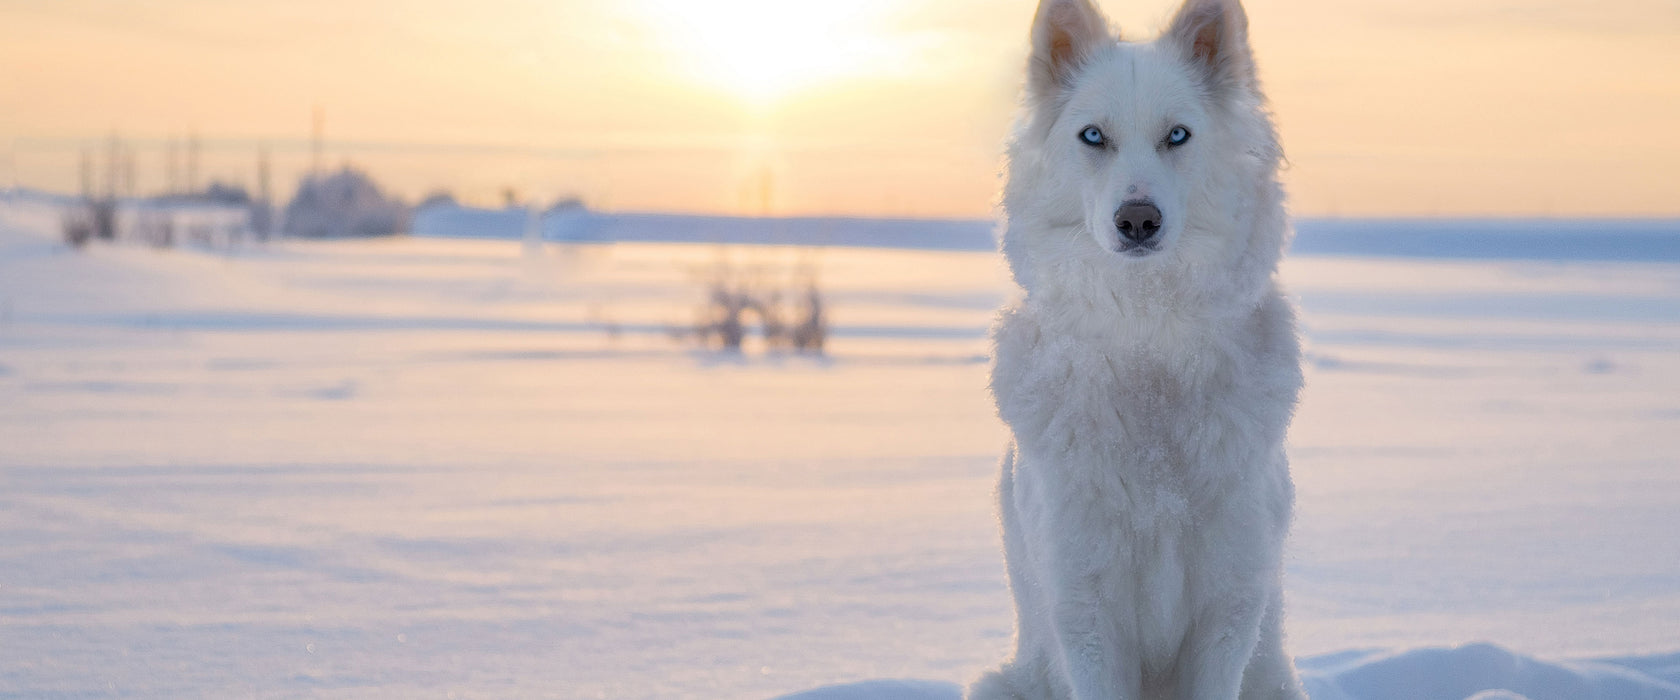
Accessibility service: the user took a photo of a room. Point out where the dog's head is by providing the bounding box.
[1004,0,1283,301]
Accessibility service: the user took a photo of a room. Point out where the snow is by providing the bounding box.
[772,645,1680,700]
[412,202,1001,252]
[413,202,1680,263]
[773,679,963,700]
[2,193,1679,698]
[1297,644,1680,700]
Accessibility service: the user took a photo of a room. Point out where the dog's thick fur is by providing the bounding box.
[968,1,1305,699]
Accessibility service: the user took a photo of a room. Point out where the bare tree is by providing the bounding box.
[686,253,827,356]
[790,284,827,355]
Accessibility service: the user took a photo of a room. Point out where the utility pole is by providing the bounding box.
[165,134,179,195]
[1,138,14,190]
[121,141,136,198]
[79,147,93,199]
[186,130,201,195]
[256,145,273,240]
[104,132,120,200]
[311,105,324,177]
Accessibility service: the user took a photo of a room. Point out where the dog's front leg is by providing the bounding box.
[1176,587,1266,700]
[1049,570,1140,700]
[1237,589,1307,700]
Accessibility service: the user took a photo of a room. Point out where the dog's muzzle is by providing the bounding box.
[1114,200,1162,254]
[1115,200,1162,243]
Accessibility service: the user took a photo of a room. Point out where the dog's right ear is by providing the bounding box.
[1029,0,1110,100]
[1164,0,1255,96]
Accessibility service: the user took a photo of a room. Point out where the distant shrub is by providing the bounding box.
[91,198,117,241]
[61,209,94,249]
[789,285,827,354]
[686,258,827,356]
[61,197,116,249]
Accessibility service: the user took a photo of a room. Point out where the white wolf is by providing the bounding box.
[968,0,1305,699]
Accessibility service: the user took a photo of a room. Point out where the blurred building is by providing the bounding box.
[282,167,408,238]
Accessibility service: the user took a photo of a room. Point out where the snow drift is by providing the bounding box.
[770,644,1680,700]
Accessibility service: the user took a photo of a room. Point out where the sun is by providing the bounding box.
[638,0,908,106]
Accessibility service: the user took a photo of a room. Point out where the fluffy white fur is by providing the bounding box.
[968,1,1306,699]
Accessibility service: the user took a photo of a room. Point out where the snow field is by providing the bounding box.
[1,202,1678,698]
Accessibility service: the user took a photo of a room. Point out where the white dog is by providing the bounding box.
[969,0,1305,699]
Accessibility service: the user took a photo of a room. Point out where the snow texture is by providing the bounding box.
[769,645,1680,700]
[1,190,1678,698]
[1297,644,1680,700]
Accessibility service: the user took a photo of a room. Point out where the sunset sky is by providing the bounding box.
[2,0,1677,218]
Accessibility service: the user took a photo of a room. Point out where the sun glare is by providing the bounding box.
[639,0,909,106]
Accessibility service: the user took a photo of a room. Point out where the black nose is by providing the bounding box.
[1114,201,1162,243]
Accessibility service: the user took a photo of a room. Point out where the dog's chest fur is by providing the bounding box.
[992,289,1297,492]
[989,288,1299,670]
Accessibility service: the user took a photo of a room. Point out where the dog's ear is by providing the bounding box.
[1029,0,1110,99]
[1164,0,1255,95]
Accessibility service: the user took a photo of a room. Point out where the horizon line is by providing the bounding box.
[7,186,1680,224]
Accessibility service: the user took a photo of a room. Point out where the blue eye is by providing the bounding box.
[1079,126,1105,147]
[1166,125,1191,147]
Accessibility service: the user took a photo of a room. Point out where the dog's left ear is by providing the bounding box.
[1028,0,1111,100]
[1164,0,1256,95]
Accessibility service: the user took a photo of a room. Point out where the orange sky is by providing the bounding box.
[2,0,1677,218]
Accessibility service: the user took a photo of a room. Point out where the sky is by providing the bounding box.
[1,0,1677,218]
